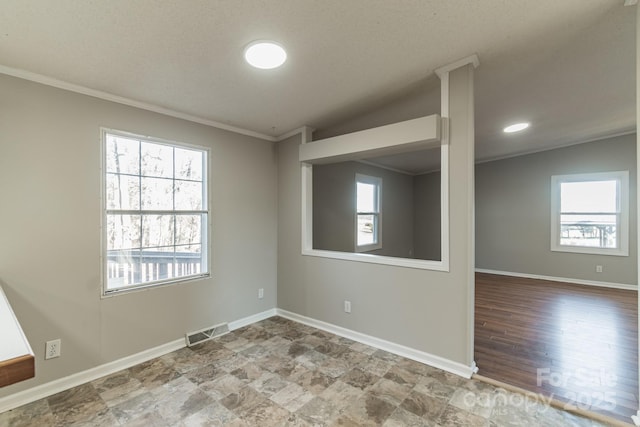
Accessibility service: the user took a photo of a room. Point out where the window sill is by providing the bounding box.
[102,273,211,298]
[302,248,449,271]
[551,245,628,257]
[355,243,382,253]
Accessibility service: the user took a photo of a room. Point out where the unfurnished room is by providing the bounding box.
[0,1,639,426]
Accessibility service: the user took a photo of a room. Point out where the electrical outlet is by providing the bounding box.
[596,265,603,273]
[258,288,264,299]
[45,339,61,360]
[344,300,351,313]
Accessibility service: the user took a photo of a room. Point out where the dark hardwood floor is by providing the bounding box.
[475,272,638,423]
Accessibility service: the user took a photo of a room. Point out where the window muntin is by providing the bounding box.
[551,171,628,256]
[103,130,209,294]
[356,174,382,251]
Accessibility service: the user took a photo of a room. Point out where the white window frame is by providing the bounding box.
[355,174,382,252]
[299,115,449,272]
[101,128,211,296]
[550,171,629,257]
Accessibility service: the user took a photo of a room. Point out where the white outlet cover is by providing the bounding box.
[344,300,351,313]
[45,339,61,359]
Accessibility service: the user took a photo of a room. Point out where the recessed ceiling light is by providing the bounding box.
[244,41,287,70]
[503,122,530,133]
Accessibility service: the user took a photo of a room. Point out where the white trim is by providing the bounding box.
[0,338,184,413]
[475,129,636,166]
[436,60,477,369]
[550,171,629,257]
[276,126,316,142]
[301,248,449,271]
[355,173,383,252]
[300,126,315,254]
[464,65,477,369]
[635,4,640,421]
[434,54,480,78]
[0,65,276,142]
[0,308,277,413]
[440,126,450,272]
[636,5,640,419]
[228,308,278,331]
[276,309,474,378]
[299,114,449,272]
[356,159,415,176]
[301,163,314,253]
[624,0,638,6]
[472,361,479,374]
[475,268,637,291]
[100,128,211,296]
[0,306,477,414]
[299,115,441,164]
[631,3,640,426]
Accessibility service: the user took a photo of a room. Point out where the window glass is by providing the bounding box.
[551,172,628,256]
[356,174,381,250]
[103,130,209,294]
[560,181,617,213]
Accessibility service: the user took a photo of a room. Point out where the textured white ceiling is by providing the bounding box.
[0,1,635,162]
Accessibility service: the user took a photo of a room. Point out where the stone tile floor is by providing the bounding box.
[1,316,611,426]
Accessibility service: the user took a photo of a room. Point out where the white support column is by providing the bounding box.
[634,2,640,426]
[435,54,479,369]
[300,126,315,254]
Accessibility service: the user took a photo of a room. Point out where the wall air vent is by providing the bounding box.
[185,322,229,347]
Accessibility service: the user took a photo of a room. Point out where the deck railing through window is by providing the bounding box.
[559,222,616,248]
[106,250,202,287]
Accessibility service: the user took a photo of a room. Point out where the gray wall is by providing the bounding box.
[313,161,414,258]
[475,133,637,285]
[278,65,475,367]
[414,171,441,261]
[0,74,278,397]
[312,162,357,253]
[313,162,442,260]
[313,78,441,141]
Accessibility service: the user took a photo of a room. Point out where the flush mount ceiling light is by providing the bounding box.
[503,122,530,133]
[244,40,287,69]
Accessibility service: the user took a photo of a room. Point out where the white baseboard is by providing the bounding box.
[475,268,637,291]
[0,308,277,414]
[0,338,184,414]
[228,308,277,331]
[1,306,474,414]
[276,308,475,379]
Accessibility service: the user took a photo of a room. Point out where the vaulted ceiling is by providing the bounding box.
[0,1,635,162]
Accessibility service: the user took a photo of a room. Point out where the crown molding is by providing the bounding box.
[0,64,277,142]
[434,54,480,78]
